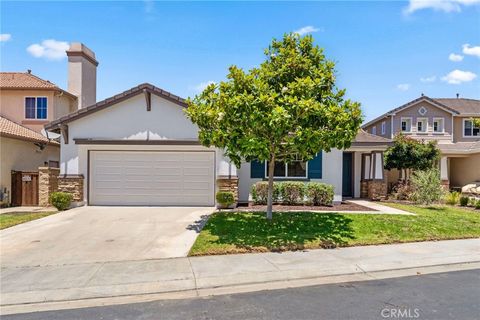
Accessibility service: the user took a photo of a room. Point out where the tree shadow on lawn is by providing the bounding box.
[203,211,355,251]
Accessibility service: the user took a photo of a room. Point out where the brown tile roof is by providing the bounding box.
[0,116,55,144]
[438,141,480,154]
[45,83,187,131]
[0,72,77,99]
[352,129,392,145]
[434,98,480,115]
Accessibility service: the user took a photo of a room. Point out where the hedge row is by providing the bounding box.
[251,181,334,206]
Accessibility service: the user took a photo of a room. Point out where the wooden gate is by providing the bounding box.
[11,171,39,206]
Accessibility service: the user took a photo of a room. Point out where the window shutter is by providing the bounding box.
[308,152,322,179]
[250,160,265,178]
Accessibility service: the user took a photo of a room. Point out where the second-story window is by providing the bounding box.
[372,126,376,135]
[381,122,386,135]
[417,118,427,133]
[401,118,412,132]
[25,97,47,120]
[464,119,480,137]
[433,118,444,133]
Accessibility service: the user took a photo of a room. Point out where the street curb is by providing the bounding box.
[2,261,479,316]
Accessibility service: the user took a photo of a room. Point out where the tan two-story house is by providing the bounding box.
[363,95,480,189]
[0,43,98,206]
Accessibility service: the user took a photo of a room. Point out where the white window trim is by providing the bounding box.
[264,159,309,179]
[24,96,48,120]
[400,117,412,133]
[381,121,386,135]
[372,126,377,135]
[416,117,428,133]
[463,119,480,138]
[432,117,445,134]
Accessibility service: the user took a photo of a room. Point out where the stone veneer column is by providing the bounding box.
[216,176,239,205]
[367,180,387,200]
[58,175,84,203]
[360,180,368,198]
[38,167,60,207]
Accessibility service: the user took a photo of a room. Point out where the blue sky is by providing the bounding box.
[1,1,479,122]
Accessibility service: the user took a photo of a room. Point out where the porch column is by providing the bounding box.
[440,156,449,190]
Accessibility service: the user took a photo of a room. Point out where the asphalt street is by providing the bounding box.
[4,269,480,320]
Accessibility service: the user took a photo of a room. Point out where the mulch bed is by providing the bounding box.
[235,201,376,212]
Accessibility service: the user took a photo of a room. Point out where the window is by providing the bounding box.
[401,118,412,132]
[266,155,307,178]
[433,118,444,133]
[48,160,59,168]
[464,119,480,137]
[381,122,386,135]
[371,126,377,135]
[25,97,47,119]
[417,118,427,133]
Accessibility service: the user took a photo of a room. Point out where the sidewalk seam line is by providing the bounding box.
[187,257,199,297]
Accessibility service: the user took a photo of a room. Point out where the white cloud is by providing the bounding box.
[193,81,215,93]
[420,76,437,83]
[462,44,480,57]
[397,83,411,91]
[27,39,69,61]
[0,34,11,42]
[441,69,477,84]
[404,0,480,14]
[294,26,321,36]
[448,53,464,61]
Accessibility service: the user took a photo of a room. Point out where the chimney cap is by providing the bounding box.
[66,42,98,66]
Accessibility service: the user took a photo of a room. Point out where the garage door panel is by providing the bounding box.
[90,151,215,206]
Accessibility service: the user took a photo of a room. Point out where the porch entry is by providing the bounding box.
[342,152,354,197]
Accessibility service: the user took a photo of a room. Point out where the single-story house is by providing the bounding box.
[45,83,392,207]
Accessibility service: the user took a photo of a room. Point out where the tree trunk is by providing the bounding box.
[266,154,275,220]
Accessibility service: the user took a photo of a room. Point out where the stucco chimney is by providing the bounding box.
[66,43,98,109]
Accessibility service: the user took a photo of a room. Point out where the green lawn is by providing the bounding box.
[189,203,480,256]
[0,211,58,230]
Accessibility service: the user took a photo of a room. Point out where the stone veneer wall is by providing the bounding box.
[441,179,450,191]
[360,180,368,198]
[367,180,387,200]
[38,167,60,207]
[217,176,239,205]
[58,175,84,202]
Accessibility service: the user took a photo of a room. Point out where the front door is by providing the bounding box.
[342,153,353,197]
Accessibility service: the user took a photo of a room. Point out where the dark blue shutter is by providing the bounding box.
[308,152,322,179]
[250,160,265,178]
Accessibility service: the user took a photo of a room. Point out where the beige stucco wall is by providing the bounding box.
[449,154,480,187]
[0,89,76,133]
[453,117,480,143]
[392,101,453,142]
[0,137,59,202]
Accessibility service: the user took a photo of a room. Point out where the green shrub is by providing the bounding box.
[445,191,460,205]
[468,197,477,207]
[305,182,334,206]
[251,181,280,205]
[459,196,469,206]
[410,169,444,205]
[216,191,234,208]
[49,192,73,211]
[390,181,414,201]
[476,200,480,210]
[279,181,305,205]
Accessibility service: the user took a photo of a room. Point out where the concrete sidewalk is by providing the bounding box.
[1,238,479,313]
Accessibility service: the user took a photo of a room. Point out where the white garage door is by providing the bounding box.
[89,151,215,206]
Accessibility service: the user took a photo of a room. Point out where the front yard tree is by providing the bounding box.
[186,34,362,219]
[384,134,440,180]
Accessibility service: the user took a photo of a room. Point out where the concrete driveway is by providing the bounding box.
[0,206,213,267]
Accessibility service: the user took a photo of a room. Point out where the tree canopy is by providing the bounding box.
[186,33,363,218]
[384,134,440,173]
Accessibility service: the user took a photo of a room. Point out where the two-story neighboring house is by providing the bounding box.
[362,95,480,190]
[0,43,98,206]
